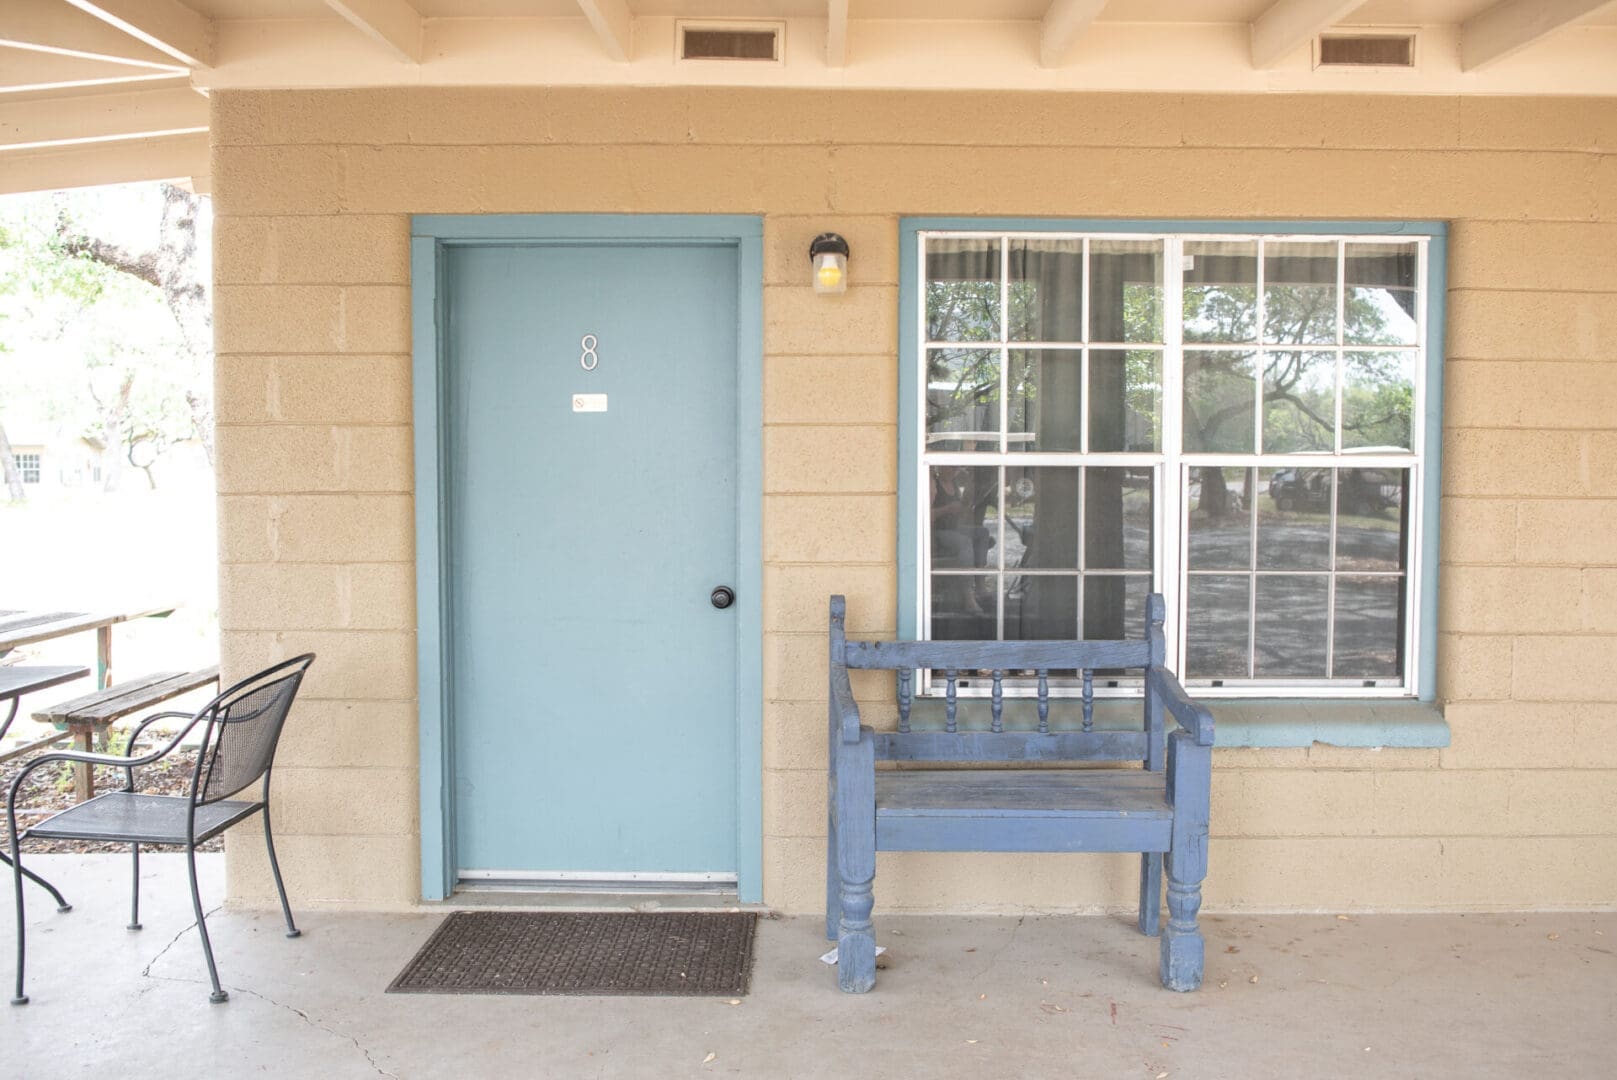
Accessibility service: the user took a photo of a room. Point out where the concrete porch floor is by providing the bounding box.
[1,856,1611,1079]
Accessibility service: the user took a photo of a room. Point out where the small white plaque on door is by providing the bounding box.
[572,393,608,413]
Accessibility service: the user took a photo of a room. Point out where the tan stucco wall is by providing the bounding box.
[210,88,1617,913]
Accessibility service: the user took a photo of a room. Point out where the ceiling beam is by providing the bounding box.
[323,0,422,64]
[1460,0,1615,71]
[0,85,206,152]
[577,0,632,63]
[62,0,213,68]
[0,0,186,70]
[1039,0,1108,68]
[827,0,849,67]
[0,45,187,96]
[1250,0,1363,68]
[0,129,207,196]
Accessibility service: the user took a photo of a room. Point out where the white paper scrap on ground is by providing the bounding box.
[820,945,888,965]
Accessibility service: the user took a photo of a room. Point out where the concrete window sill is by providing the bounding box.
[1204,700,1448,748]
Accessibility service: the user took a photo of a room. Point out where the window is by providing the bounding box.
[15,453,40,484]
[905,223,1443,700]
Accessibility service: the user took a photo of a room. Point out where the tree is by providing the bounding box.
[0,183,212,499]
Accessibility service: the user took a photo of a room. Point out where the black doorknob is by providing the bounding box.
[710,586,735,610]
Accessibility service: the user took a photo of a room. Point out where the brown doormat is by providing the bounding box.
[386,911,757,997]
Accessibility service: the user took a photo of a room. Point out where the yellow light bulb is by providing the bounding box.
[816,261,843,289]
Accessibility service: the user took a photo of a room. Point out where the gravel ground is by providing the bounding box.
[0,740,223,853]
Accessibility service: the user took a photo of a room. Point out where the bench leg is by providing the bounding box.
[1138,852,1162,936]
[825,803,841,942]
[1160,732,1210,992]
[833,732,876,993]
[68,724,94,804]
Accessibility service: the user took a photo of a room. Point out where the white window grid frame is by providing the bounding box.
[15,452,42,484]
[911,229,1429,700]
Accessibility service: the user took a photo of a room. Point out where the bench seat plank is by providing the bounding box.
[877,768,1172,817]
[875,731,1148,762]
[876,769,1173,853]
[33,666,221,725]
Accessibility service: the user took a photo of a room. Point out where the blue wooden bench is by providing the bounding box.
[827,592,1214,993]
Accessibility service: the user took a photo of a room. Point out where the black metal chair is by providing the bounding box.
[7,654,314,1005]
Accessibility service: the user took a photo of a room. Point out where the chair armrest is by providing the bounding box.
[1147,665,1215,747]
[126,710,199,755]
[831,657,862,745]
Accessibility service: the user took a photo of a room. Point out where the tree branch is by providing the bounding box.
[56,220,163,290]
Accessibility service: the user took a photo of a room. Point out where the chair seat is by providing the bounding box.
[874,768,1173,853]
[25,792,263,845]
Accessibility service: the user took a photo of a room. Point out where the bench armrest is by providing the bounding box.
[1147,665,1215,747]
[831,655,862,745]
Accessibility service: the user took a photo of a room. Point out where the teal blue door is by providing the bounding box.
[446,241,739,884]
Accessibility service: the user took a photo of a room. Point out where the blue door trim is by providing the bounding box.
[411,214,765,902]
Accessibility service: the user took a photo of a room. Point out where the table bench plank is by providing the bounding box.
[0,665,92,702]
[0,612,84,638]
[34,666,220,725]
[0,606,175,653]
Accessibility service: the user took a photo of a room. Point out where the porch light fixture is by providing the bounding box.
[810,232,849,295]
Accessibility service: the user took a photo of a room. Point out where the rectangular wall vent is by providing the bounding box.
[679,22,783,62]
[1316,33,1416,67]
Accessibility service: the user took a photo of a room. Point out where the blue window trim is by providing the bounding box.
[897,217,1449,749]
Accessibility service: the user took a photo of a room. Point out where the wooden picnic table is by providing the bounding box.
[0,606,175,691]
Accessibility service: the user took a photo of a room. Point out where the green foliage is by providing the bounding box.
[0,187,204,480]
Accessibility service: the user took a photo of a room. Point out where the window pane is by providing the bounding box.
[1185,575,1250,679]
[926,238,1001,342]
[1188,467,1251,571]
[1085,467,1152,571]
[1333,575,1404,678]
[1263,241,1338,345]
[1344,242,1418,345]
[926,348,1000,451]
[1342,351,1414,450]
[1089,349,1163,452]
[1263,351,1336,453]
[1008,349,1080,452]
[930,466,999,570]
[1183,350,1257,452]
[1083,574,1149,641]
[1004,466,1078,570]
[1184,240,1257,344]
[1258,468,1331,570]
[1090,239,1163,343]
[1336,469,1408,571]
[1006,575,1077,641]
[1009,239,1083,342]
[931,574,995,640]
[1254,575,1329,677]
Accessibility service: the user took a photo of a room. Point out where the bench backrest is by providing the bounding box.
[831,594,1168,770]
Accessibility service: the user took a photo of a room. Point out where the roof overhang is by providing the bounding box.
[3,1,1616,195]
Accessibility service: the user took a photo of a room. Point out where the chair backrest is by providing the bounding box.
[190,655,315,806]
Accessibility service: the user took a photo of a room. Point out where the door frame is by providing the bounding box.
[410,215,764,902]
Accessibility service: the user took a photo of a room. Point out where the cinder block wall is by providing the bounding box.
[211,89,1617,912]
